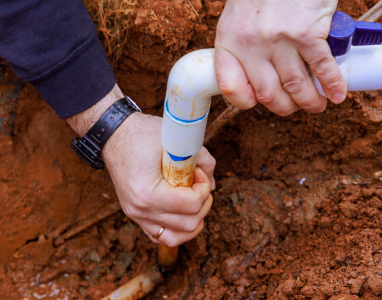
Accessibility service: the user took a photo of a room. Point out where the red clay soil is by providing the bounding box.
[2,0,382,299]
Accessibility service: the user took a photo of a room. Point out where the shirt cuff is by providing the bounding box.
[31,35,116,119]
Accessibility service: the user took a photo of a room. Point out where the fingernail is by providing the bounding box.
[332,93,346,104]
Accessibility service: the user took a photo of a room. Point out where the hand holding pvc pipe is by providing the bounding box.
[101,112,215,247]
[214,0,347,116]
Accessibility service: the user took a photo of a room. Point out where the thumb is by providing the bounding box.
[215,46,257,109]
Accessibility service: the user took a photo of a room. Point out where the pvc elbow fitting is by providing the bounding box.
[161,49,221,160]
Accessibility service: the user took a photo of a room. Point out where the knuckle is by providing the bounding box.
[282,73,305,95]
[184,219,200,233]
[206,155,216,171]
[309,51,333,77]
[292,27,310,41]
[164,237,180,248]
[255,88,275,105]
[121,204,142,219]
[324,78,343,91]
[132,187,152,210]
[127,205,143,219]
[188,202,202,215]
[261,25,283,43]
[237,23,258,45]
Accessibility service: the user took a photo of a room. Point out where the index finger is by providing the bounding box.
[299,39,347,104]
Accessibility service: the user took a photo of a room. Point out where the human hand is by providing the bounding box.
[215,0,347,116]
[67,84,216,247]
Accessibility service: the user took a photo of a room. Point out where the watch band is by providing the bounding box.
[71,96,141,169]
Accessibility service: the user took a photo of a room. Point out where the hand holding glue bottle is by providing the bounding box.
[313,11,382,96]
[214,0,347,116]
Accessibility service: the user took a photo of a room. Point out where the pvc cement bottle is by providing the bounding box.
[161,11,382,184]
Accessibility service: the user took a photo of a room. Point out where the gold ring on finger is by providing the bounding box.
[152,226,165,239]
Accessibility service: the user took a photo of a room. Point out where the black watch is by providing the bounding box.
[71,96,141,169]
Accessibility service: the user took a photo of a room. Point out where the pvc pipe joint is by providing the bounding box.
[161,49,221,161]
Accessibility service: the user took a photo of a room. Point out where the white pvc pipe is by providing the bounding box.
[312,45,382,96]
[161,49,220,187]
[161,49,220,186]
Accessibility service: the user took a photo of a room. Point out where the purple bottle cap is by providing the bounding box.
[327,11,355,56]
[328,11,382,56]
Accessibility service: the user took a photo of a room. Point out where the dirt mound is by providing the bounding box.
[2,0,382,299]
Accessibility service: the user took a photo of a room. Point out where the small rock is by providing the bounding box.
[301,285,314,297]
[190,0,202,11]
[116,223,137,252]
[235,275,252,287]
[79,286,87,297]
[207,1,224,16]
[366,91,378,98]
[320,285,334,297]
[221,256,244,283]
[113,252,133,278]
[364,207,379,217]
[278,279,297,296]
[367,274,382,295]
[333,224,341,233]
[89,250,102,263]
[348,278,363,295]
[268,268,283,275]
[135,9,150,25]
[338,202,359,219]
[373,171,382,182]
[256,264,266,277]
[228,193,239,207]
[207,276,221,289]
[285,201,294,210]
[320,216,332,228]
[105,227,117,241]
[370,197,382,209]
[39,267,63,284]
[237,285,245,295]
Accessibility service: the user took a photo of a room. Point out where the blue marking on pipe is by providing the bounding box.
[167,152,192,161]
[165,100,207,123]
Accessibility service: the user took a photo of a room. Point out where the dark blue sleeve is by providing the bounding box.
[0,0,117,118]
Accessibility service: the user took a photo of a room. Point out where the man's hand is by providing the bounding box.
[215,0,347,116]
[68,84,216,247]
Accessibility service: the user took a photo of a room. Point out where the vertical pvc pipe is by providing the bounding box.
[160,49,221,268]
[159,152,197,268]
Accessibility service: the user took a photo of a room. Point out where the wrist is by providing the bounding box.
[67,84,124,137]
[68,84,143,169]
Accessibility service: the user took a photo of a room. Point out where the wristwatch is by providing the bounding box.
[71,96,141,169]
